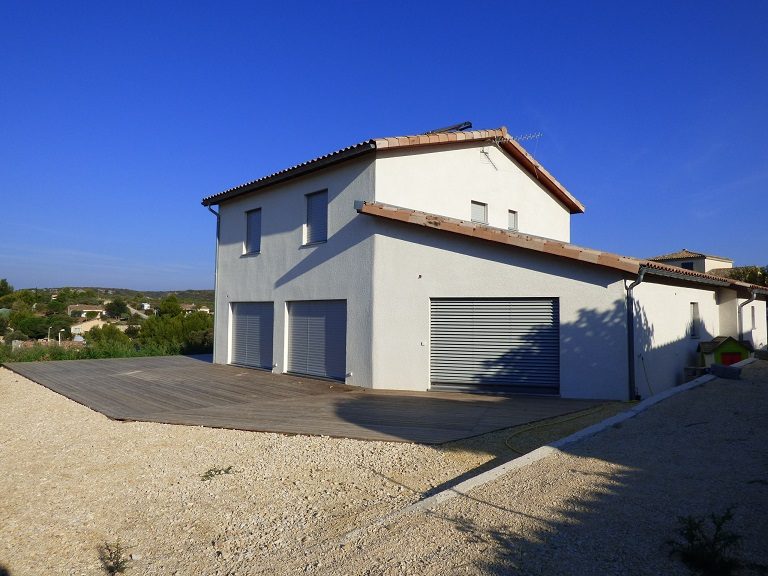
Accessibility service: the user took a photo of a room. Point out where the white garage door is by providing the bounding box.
[287,300,346,380]
[231,302,274,370]
[430,298,559,393]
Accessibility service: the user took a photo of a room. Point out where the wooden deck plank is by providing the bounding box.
[4,356,604,444]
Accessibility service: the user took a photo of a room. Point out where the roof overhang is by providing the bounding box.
[201,127,585,213]
[356,201,768,296]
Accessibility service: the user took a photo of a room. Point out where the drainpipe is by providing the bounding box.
[626,266,647,401]
[207,205,220,360]
[738,288,758,343]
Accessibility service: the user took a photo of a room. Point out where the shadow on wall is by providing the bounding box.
[412,366,768,575]
[480,297,714,400]
[633,298,714,398]
[478,299,643,397]
[333,299,710,441]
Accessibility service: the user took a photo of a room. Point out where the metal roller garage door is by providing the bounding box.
[430,298,559,393]
[231,302,274,370]
[287,300,347,380]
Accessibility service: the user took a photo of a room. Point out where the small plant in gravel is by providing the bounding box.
[668,507,742,576]
[98,538,131,575]
[201,465,234,481]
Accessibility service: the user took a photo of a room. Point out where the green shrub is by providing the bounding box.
[668,507,742,576]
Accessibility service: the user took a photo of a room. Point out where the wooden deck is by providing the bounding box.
[4,356,603,444]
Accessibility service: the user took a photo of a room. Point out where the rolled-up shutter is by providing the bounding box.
[231,302,273,369]
[288,300,346,380]
[430,298,559,393]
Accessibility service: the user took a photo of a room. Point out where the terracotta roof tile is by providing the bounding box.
[356,201,768,296]
[649,248,732,262]
[201,126,583,212]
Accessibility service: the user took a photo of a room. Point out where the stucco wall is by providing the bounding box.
[369,222,629,399]
[739,297,767,349]
[213,157,376,388]
[374,143,573,242]
[632,282,720,396]
[718,288,739,337]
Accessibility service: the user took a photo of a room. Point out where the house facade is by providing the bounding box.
[649,249,733,273]
[202,127,767,400]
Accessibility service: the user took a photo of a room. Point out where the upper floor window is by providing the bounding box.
[244,208,261,254]
[508,210,518,231]
[690,302,700,339]
[471,201,487,224]
[681,262,694,270]
[305,190,328,244]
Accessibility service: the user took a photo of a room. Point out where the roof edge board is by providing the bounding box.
[497,139,585,215]
[201,143,376,206]
[642,266,730,287]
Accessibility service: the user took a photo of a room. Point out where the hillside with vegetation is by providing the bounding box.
[0,280,214,363]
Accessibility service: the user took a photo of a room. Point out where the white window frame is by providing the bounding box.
[508,209,518,231]
[244,208,262,255]
[304,190,328,245]
[471,200,487,224]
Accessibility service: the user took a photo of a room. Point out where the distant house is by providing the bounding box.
[70,318,107,335]
[180,304,197,314]
[198,306,211,314]
[140,302,152,311]
[67,305,105,318]
[649,249,733,274]
[201,124,768,401]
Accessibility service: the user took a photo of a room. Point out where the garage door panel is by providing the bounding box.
[430,298,559,392]
[288,300,346,380]
[231,302,274,370]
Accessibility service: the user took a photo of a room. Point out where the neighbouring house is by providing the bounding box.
[70,318,108,335]
[140,302,152,311]
[67,304,105,318]
[201,124,768,400]
[698,336,753,367]
[198,306,211,314]
[180,304,197,314]
[649,249,733,273]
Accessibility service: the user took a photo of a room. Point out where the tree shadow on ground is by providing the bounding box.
[411,364,768,575]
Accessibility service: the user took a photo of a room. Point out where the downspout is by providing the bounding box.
[626,266,647,400]
[207,205,220,361]
[738,288,758,343]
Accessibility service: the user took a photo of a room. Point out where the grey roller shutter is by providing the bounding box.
[305,190,328,244]
[288,300,346,380]
[430,298,559,393]
[231,302,273,369]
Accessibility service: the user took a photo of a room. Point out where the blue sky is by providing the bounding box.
[1,1,766,290]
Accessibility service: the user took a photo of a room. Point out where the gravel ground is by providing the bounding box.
[1,362,767,575]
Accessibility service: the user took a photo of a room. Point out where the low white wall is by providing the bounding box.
[374,143,573,242]
[370,223,629,400]
[213,157,377,388]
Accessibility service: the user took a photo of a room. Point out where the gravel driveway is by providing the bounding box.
[2,362,767,575]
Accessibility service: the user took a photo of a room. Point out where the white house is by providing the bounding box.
[202,125,767,400]
[649,249,734,273]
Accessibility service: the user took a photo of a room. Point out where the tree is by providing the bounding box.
[104,298,129,319]
[46,299,66,315]
[157,295,182,317]
[722,266,768,287]
[0,279,13,298]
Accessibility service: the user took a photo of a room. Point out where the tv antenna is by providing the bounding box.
[511,132,543,142]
